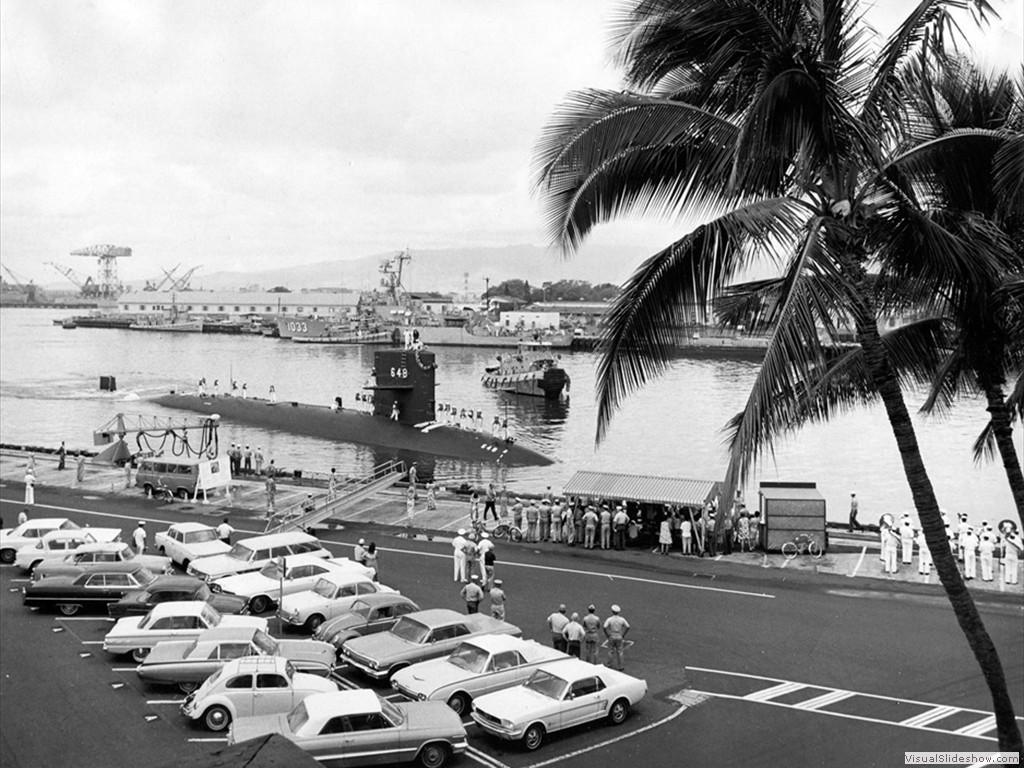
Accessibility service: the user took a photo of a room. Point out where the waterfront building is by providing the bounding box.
[116,290,361,321]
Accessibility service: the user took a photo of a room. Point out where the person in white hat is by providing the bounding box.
[353,538,367,566]
[452,529,468,583]
[132,521,147,555]
[1003,531,1021,585]
[477,532,494,584]
[460,574,483,614]
[961,526,978,579]
[603,605,630,670]
[489,579,506,621]
[978,530,995,582]
[899,514,915,564]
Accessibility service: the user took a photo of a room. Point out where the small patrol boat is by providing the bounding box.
[481,341,570,399]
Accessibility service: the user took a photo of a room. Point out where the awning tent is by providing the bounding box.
[563,470,719,508]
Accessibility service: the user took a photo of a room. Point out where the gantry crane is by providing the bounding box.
[47,262,100,297]
[70,244,131,299]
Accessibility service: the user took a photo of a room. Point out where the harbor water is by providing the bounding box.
[0,308,1015,526]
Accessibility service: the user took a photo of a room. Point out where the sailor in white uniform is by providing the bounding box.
[978,531,996,582]
[452,529,468,582]
[916,529,932,575]
[1003,532,1021,585]
[961,526,978,579]
[899,514,915,564]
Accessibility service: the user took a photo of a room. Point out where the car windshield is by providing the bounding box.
[260,561,283,580]
[253,629,277,655]
[185,529,218,544]
[195,584,211,601]
[381,698,405,726]
[136,568,158,586]
[118,545,134,559]
[287,700,310,734]
[311,578,336,598]
[59,521,81,531]
[349,600,371,619]
[524,670,569,700]
[226,543,255,562]
[390,618,429,644]
[202,604,221,627]
[447,643,488,673]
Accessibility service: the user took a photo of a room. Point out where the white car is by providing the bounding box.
[187,532,330,582]
[15,528,122,572]
[278,571,399,633]
[33,542,172,580]
[212,555,375,615]
[471,658,647,751]
[391,635,569,717]
[1,518,114,565]
[181,655,336,732]
[103,600,266,662]
[154,523,230,569]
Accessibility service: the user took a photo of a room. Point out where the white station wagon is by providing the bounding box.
[103,600,267,662]
[391,635,569,717]
[471,658,647,751]
[187,532,329,582]
[212,555,374,615]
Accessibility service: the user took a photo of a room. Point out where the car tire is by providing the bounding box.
[176,487,191,500]
[609,698,629,725]
[132,647,150,663]
[386,664,408,682]
[178,681,199,694]
[304,614,325,633]
[417,742,450,768]
[181,559,190,571]
[249,595,270,614]
[0,549,14,565]
[158,546,166,555]
[142,483,154,497]
[28,560,42,575]
[446,692,470,717]
[203,705,231,732]
[58,603,81,616]
[522,723,545,751]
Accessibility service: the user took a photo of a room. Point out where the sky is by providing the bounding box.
[1,0,1021,286]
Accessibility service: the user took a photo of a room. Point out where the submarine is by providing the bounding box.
[153,348,554,467]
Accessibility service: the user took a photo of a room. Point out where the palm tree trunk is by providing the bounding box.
[852,300,1023,751]
[982,382,1024,528]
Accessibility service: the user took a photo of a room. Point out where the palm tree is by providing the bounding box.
[533,0,1022,750]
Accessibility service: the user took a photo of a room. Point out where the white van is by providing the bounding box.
[187,531,330,582]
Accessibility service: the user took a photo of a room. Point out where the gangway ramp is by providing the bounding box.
[264,460,406,534]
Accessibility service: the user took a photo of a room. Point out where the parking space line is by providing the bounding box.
[745,681,805,702]
[900,705,958,728]
[80,640,104,645]
[58,617,113,622]
[955,715,997,738]
[466,745,511,768]
[146,699,184,705]
[792,690,855,711]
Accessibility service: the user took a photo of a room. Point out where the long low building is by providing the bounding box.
[116,290,361,319]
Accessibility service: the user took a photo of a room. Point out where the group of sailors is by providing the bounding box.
[198,378,274,402]
[879,512,1021,584]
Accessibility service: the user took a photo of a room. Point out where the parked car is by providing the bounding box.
[138,626,336,693]
[32,542,172,581]
[154,522,230,569]
[103,601,266,662]
[187,531,329,582]
[181,655,336,732]
[1,518,116,565]
[340,609,521,682]
[107,575,249,619]
[312,594,421,656]
[391,635,569,717]
[277,571,399,633]
[227,689,467,768]
[21,563,159,615]
[471,658,647,751]
[14,528,122,573]
[212,554,375,615]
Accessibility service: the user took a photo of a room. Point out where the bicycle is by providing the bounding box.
[781,533,823,559]
[471,518,523,543]
[152,479,175,504]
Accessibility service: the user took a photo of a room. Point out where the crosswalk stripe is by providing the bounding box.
[955,715,996,738]
[899,705,958,728]
[792,690,855,711]
[745,682,805,702]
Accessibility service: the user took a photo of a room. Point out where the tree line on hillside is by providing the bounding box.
[488,279,619,303]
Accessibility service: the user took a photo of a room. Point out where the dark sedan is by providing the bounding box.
[107,575,249,619]
[22,563,158,615]
[313,593,421,656]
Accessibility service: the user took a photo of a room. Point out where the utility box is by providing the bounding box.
[759,482,826,552]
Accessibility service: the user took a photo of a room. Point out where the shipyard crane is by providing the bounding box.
[47,262,100,297]
[70,244,131,299]
[143,264,181,291]
[92,413,221,464]
[1,264,44,304]
[168,265,200,291]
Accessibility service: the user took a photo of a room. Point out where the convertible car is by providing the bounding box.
[22,563,159,615]
[471,658,647,751]
[391,635,569,716]
[181,655,337,732]
[227,689,467,768]
[138,625,336,692]
[103,601,266,661]
[32,542,172,581]
[340,609,520,682]
[107,575,249,619]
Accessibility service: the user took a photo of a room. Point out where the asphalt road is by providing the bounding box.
[1,486,1022,768]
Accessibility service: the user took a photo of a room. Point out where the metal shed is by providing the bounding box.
[759,482,827,552]
[563,470,719,507]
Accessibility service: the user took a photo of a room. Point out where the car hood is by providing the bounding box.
[280,590,332,613]
[106,616,146,639]
[207,594,250,614]
[139,640,194,665]
[397,701,467,734]
[189,554,250,579]
[133,554,172,572]
[180,541,230,559]
[314,612,365,639]
[344,631,417,661]
[229,714,290,746]
[213,571,272,595]
[391,657,476,694]
[474,687,557,721]
[292,672,338,694]
[274,638,336,667]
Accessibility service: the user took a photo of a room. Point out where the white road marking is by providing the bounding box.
[58,617,113,622]
[110,668,136,672]
[955,715,997,738]
[146,699,184,705]
[745,681,805,702]
[792,690,856,711]
[848,546,867,577]
[900,705,958,728]
[188,738,228,743]
[465,745,510,768]
[79,640,104,645]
